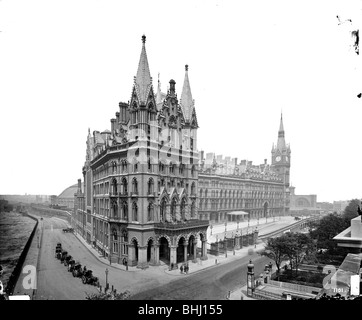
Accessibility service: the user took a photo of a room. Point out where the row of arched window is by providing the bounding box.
[107,198,196,222]
[95,159,197,178]
[109,177,195,196]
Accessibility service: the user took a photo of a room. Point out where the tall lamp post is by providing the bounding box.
[105,268,109,292]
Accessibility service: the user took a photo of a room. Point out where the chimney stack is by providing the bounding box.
[169,79,176,95]
[77,179,82,194]
[111,119,116,133]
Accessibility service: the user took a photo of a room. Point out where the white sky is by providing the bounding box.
[0,0,361,203]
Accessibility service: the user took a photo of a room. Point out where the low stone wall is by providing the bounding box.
[5,212,38,295]
[268,279,321,294]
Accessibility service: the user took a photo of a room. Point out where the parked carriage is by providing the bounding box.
[67,259,76,272]
[64,255,73,266]
[55,247,62,259]
[60,251,68,263]
[82,270,99,286]
[72,263,83,277]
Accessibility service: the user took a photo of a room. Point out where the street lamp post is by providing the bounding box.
[105,268,109,292]
[224,231,227,258]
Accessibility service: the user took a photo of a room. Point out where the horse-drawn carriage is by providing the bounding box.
[55,247,62,259]
[64,254,73,266]
[72,263,83,277]
[60,251,68,263]
[82,270,99,286]
[67,259,76,272]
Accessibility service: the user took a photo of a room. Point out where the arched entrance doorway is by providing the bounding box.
[147,239,154,262]
[188,235,196,260]
[177,237,186,263]
[159,237,170,264]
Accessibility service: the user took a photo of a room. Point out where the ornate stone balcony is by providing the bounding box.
[154,219,209,231]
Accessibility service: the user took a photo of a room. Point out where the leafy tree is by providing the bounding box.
[283,232,315,276]
[85,290,130,300]
[309,213,347,253]
[261,236,289,275]
[342,199,360,223]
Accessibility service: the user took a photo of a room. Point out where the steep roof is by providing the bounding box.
[276,113,287,150]
[180,64,194,122]
[134,35,152,105]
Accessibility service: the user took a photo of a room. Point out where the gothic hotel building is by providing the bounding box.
[73,35,291,269]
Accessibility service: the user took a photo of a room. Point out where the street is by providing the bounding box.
[31,213,296,300]
[130,254,270,300]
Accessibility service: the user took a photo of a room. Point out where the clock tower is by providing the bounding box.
[271,113,291,215]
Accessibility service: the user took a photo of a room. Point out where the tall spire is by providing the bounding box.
[276,113,286,150]
[180,64,194,121]
[134,34,152,105]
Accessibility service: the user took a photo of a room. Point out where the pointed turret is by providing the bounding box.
[276,113,286,151]
[155,73,165,108]
[134,35,152,105]
[180,64,194,122]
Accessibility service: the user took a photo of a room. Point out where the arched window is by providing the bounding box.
[132,202,138,221]
[191,201,196,218]
[179,164,184,175]
[191,182,196,195]
[148,203,154,221]
[112,199,118,217]
[122,178,127,194]
[199,189,203,198]
[160,198,166,222]
[159,162,165,173]
[122,160,128,173]
[111,178,117,195]
[132,178,138,194]
[148,178,154,194]
[122,202,128,221]
[112,162,117,174]
[134,162,138,172]
[180,198,186,220]
[191,165,195,177]
[170,198,177,221]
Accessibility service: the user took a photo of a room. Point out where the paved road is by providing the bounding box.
[130,253,270,300]
[34,215,176,299]
[32,213,298,300]
[35,216,99,300]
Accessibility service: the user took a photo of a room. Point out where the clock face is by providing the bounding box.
[275,156,281,162]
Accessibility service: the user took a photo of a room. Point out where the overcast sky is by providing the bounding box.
[0,0,361,203]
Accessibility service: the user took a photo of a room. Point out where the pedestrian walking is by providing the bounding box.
[269,261,273,271]
[180,264,184,274]
[185,264,189,274]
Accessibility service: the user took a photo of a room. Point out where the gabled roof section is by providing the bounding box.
[180,64,195,122]
[134,35,152,105]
